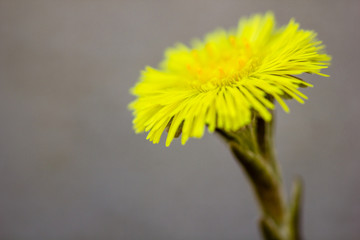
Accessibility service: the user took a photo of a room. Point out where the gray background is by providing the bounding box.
[1,0,359,239]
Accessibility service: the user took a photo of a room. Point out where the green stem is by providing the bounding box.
[216,116,303,240]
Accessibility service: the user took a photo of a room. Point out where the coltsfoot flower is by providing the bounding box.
[129,12,331,146]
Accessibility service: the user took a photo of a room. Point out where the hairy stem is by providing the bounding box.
[216,116,303,240]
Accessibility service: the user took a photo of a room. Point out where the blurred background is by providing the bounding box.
[1,0,359,239]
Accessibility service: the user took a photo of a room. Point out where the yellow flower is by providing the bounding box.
[129,12,331,146]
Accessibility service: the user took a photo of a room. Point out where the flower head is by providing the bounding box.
[129,12,331,146]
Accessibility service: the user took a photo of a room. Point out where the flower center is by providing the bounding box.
[185,36,254,90]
